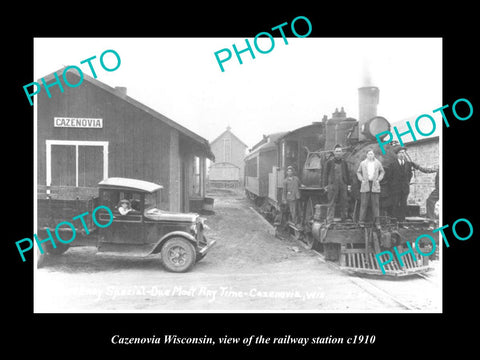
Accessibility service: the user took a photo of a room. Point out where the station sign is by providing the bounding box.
[54,117,103,129]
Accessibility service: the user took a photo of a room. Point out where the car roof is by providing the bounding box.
[98,177,163,193]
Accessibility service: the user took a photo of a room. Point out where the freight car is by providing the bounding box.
[245,87,438,276]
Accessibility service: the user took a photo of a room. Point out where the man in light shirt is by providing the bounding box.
[118,199,134,215]
[356,149,385,227]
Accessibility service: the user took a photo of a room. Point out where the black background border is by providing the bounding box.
[6,6,478,355]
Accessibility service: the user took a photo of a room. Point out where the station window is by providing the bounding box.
[191,155,206,197]
[193,156,201,196]
[46,140,108,188]
[50,145,76,186]
[223,138,231,163]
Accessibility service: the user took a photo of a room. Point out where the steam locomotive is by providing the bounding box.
[245,86,438,276]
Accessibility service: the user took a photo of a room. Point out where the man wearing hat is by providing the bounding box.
[388,146,438,222]
[118,199,134,215]
[324,144,351,223]
[388,147,412,222]
[282,165,301,225]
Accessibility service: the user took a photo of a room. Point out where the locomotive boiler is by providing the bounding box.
[245,86,437,276]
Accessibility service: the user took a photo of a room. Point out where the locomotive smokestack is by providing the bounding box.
[358,86,380,141]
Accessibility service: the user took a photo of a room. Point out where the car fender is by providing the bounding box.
[149,231,197,255]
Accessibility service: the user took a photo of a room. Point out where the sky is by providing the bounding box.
[34,37,442,149]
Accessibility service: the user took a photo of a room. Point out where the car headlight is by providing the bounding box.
[190,224,197,235]
[199,217,209,230]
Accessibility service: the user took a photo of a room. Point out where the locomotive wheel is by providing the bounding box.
[292,227,304,242]
[305,198,315,221]
[161,237,197,273]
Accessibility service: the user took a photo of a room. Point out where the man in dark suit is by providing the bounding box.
[388,146,438,222]
[389,147,413,222]
[323,144,350,222]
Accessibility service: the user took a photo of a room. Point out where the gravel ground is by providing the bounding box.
[34,189,441,313]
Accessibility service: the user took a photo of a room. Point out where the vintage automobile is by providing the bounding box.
[37,177,216,272]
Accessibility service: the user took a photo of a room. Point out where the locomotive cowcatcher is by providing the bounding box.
[245,87,438,276]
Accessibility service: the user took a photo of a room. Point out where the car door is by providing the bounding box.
[98,190,146,249]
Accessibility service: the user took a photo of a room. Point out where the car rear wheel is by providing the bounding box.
[161,237,197,273]
[43,241,70,255]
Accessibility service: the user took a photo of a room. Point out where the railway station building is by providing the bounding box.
[36,68,214,213]
[208,126,248,188]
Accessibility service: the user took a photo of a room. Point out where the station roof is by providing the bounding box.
[210,126,248,148]
[98,177,163,193]
[40,68,215,160]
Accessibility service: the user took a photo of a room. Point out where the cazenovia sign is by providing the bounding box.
[54,117,103,129]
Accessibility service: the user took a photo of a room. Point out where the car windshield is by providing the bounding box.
[145,192,159,210]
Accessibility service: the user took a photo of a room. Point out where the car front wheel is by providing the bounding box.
[160,237,197,273]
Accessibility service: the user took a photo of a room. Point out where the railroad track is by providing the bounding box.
[250,202,441,311]
[313,249,440,311]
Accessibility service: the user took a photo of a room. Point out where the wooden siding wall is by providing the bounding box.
[37,72,171,207]
[210,130,247,181]
[209,163,239,181]
[168,129,181,212]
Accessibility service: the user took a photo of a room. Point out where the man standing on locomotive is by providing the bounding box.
[388,146,437,223]
[324,144,351,223]
[282,165,301,225]
[357,149,385,228]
